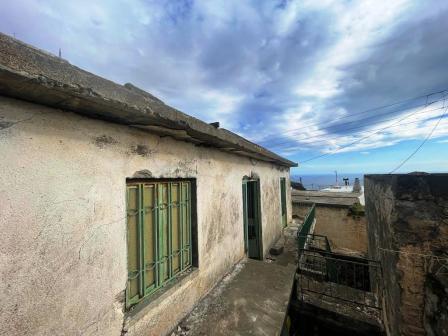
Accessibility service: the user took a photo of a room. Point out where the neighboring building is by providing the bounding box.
[291,180,306,191]
[0,34,296,336]
[292,188,382,335]
[365,173,448,336]
[292,189,367,256]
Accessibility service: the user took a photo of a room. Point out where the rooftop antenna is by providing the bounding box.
[58,48,62,58]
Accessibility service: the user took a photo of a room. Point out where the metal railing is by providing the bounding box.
[297,204,315,250]
[297,249,382,309]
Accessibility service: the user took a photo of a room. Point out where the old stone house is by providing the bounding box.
[0,34,296,336]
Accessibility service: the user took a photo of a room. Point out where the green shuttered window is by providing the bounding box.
[126,180,192,308]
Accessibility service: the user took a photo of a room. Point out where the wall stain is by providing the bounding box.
[94,135,118,148]
[0,121,14,130]
[131,144,154,157]
[132,169,153,178]
[0,114,37,132]
[173,159,198,176]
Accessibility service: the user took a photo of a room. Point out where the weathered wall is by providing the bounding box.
[292,203,367,255]
[365,174,448,336]
[0,96,292,336]
[313,206,367,255]
[292,203,311,219]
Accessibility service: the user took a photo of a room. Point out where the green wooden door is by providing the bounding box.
[242,179,262,259]
[242,181,249,254]
[280,178,287,227]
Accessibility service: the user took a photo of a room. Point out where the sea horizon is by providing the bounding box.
[291,173,365,190]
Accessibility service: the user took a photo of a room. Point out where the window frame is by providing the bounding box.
[125,178,195,309]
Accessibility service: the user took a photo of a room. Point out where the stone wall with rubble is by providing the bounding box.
[292,202,313,219]
[365,174,448,336]
[0,96,292,336]
[292,203,367,255]
[313,206,368,256]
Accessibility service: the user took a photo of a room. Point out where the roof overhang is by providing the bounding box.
[0,33,297,168]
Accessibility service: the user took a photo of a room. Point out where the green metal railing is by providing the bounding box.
[297,249,382,309]
[297,204,315,250]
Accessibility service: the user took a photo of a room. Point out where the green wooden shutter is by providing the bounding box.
[126,181,192,308]
[171,182,181,275]
[142,183,157,294]
[181,182,191,268]
[126,185,140,305]
[158,182,169,284]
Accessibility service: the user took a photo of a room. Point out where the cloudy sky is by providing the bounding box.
[1,0,448,174]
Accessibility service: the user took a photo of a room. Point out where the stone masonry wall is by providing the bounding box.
[292,203,312,219]
[313,206,367,256]
[292,203,368,255]
[365,174,448,336]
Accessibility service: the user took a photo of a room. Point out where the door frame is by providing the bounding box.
[242,176,263,259]
[280,177,287,227]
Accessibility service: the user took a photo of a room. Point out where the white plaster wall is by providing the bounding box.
[0,96,291,336]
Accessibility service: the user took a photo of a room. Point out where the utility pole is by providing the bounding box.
[334,170,338,187]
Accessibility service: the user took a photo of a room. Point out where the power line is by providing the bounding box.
[278,107,448,150]
[264,88,446,137]
[258,95,447,147]
[286,111,445,148]
[388,104,448,173]
[269,103,442,148]
[267,104,446,149]
[297,99,441,164]
[265,96,446,146]
[256,88,448,143]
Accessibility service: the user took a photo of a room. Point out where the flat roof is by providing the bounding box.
[292,190,361,207]
[0,33,297,167]
[177,259,295,335]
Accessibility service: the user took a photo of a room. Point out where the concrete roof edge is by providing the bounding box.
[0,33,297,167]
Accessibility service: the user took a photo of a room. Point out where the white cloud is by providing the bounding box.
[191,89,245,129]
[2,0,448,164]
[292,0,412,100]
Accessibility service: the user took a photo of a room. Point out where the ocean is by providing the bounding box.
[291,173,364,191]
